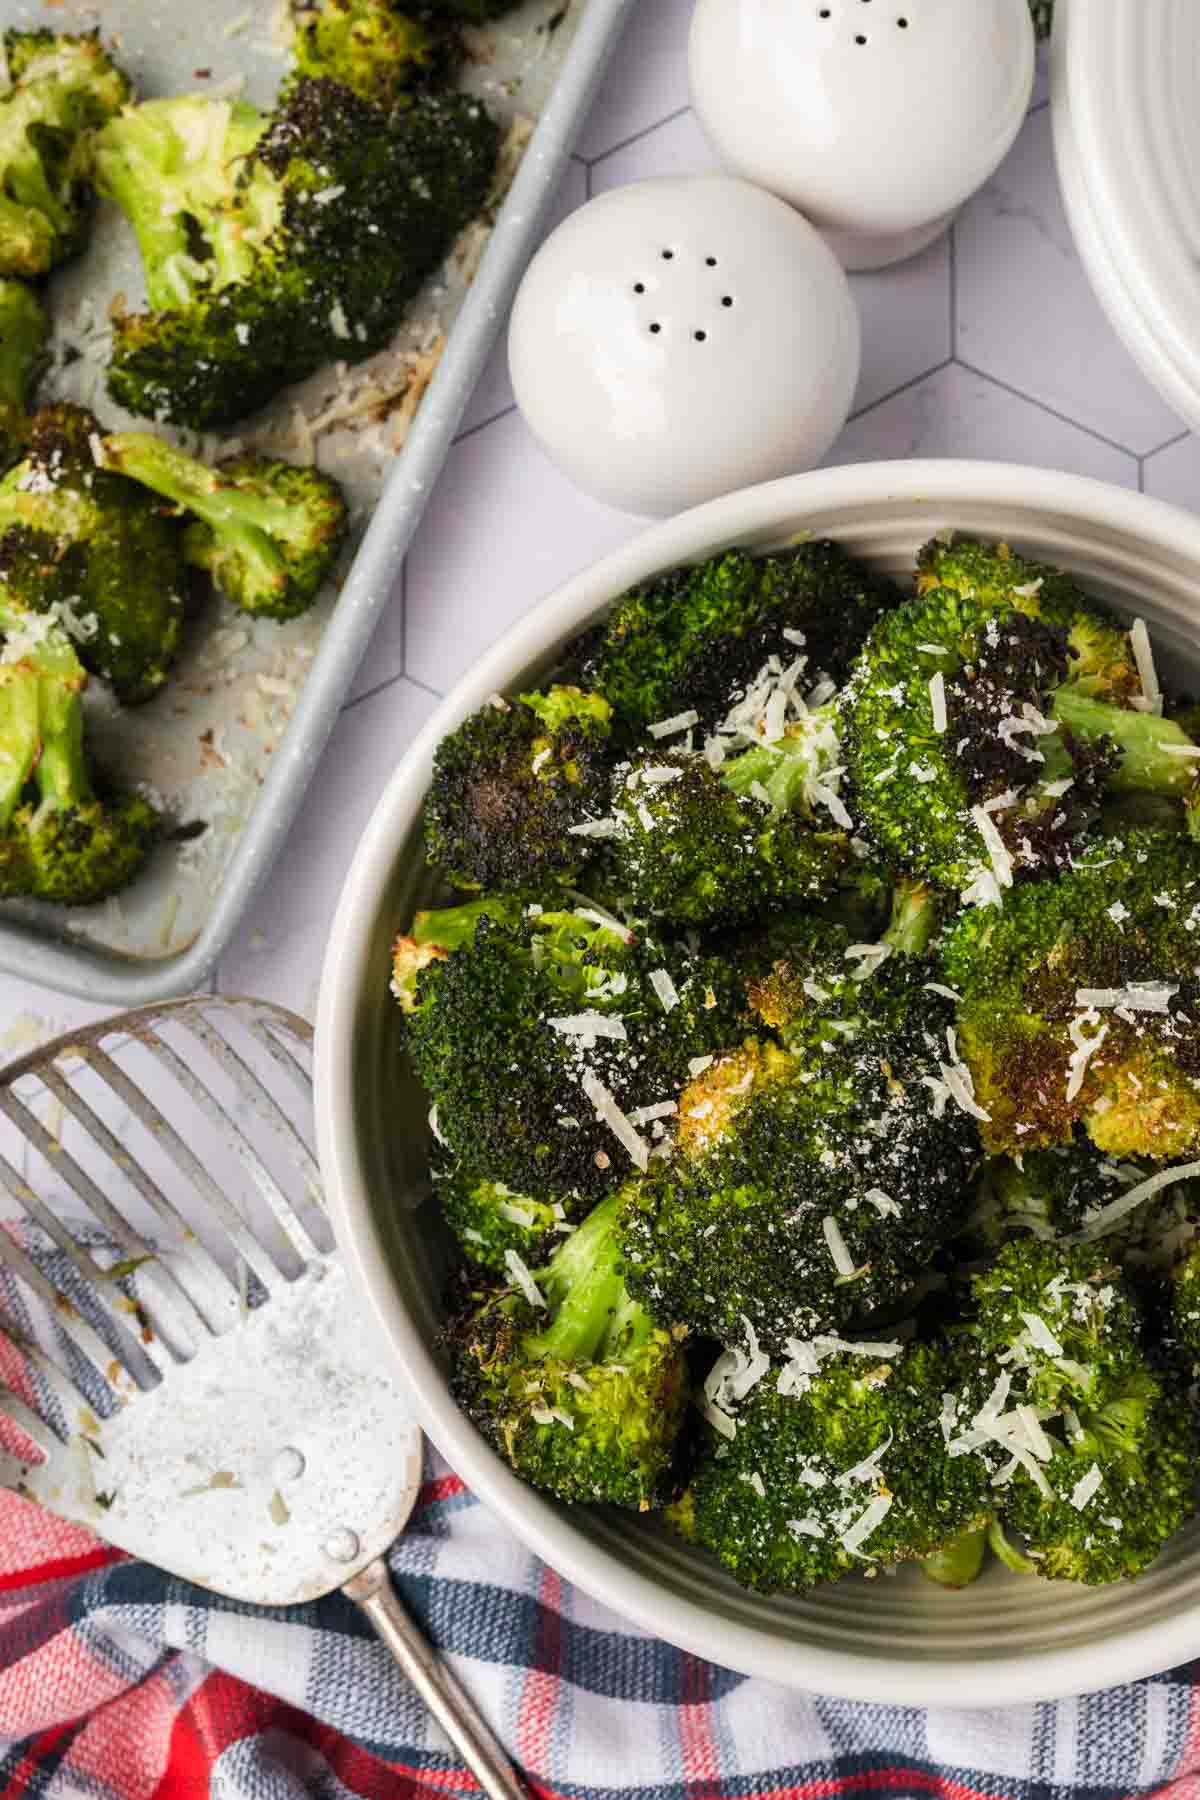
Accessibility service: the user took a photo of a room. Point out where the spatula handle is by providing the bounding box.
[344,1558,529,1800]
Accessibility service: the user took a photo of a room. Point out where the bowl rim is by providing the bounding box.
[315,458,1200,1706]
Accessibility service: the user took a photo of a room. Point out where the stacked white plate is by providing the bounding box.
[1053,0,1200,434]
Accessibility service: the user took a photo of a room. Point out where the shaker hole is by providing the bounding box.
[855,32,867,42]
[705,256,718,267]
[721,295,734,308]
[661,249,674,260]
[694,330,707,343]
[634,282,645,293]
[649,322,662,334]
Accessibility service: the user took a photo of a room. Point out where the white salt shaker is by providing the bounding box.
[690,0,1035,271]
[507,174,860,518]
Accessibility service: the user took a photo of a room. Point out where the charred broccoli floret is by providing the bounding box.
[967,1241,1195,1584]
[94,79,499,428]
[101,434,349,621]
[620,889,982,1350]
[424,687,614,892]
[941,830,1200,1158]
[670,1339,992,1590]
[0,279,45,468]
[395,900,748,1202]
[433,1162,586,1276]
[285,0,455,106]
[0,405,185,703]
[0,616,158,904]
[845,537,1199,897]
[448,1189,687,1509]
[0,30,130,278]
[561,541,900,746]
[608,736,849,930]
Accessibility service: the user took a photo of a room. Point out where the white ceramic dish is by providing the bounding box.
[316,461,1200,1707]
[1053,0,1200,435]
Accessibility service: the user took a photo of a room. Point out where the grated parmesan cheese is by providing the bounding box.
[1070,1463,1103,1510]
[841,1491,894,1555]
[1130,619,1163,716]
[971,804,1015,890]
[1080,1159,1200,1240]
[648,710,700,740]
[581,1073,650,1172]
[504,1250,545,1310]
[548,1012,627,1042]
[929,671,947,735]
[822,1215,855,1276]
[648,969,680,1013]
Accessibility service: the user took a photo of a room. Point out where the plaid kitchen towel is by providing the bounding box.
[2,1456,1200,1800]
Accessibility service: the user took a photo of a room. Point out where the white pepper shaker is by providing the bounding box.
[689,0,1035,271]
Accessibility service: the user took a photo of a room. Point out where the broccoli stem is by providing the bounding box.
[525,1191,649,1364]
[986,1518,1039,1575]
[101,433,289,590]
[883,878,936,956]
[921,1525,989,1588]
[0,670,40,830]
[1053,689,1200,804]
[411,898,515,952]
[722,709,839,817]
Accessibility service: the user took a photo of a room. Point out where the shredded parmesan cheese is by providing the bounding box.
[648,709,700,739]
[822,1215,855,1276]
[581,1073,650,1172]
[504,1251,545,1311]
[1130,619,1163,716]
[648,969,680,1013]
[1080,1160,1200,1240]
[841,1492,894,1555]
[1070,1463,1103,1510]
[929,671,947,735]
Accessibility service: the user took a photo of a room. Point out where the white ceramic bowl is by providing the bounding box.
[1053,0,1200,434]
[316,461,1200,1707]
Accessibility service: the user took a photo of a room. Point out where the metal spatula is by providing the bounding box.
[0,996,525,1800]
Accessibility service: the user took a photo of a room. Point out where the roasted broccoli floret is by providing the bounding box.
[941,830,1200,1158]
[101,434,349,622]
[971,1237,1144,1411]
[424,687,614,892]
[967,1242,1195,1584]
[0,615,158,904]
[561,542,900,746]
[395,900,748,1202]
[0,279,46,469]
[0,405,185,703]
[608,736,849,930]
[844,537,1200,897]
[448,1189,688,1508]
[670,1339,992,1590]
[433,1162,587,1275]
[285,0,455,106]
[0,30,130,278]
[95,79,498,428]
[912,1241,1200,1587]
[620,889,982,1350]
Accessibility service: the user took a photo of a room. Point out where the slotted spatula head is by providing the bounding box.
[0,997,422,1607]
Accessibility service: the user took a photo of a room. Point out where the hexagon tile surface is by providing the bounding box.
[0,17,1194,1037]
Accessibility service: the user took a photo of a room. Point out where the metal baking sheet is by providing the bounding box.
[0,0,632,1002]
